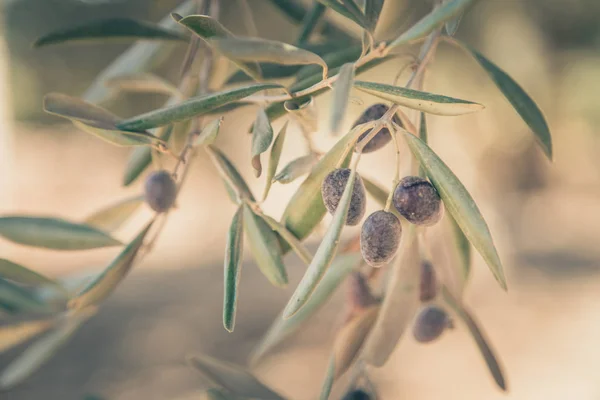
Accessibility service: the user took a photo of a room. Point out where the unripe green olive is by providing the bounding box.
[419,260,437,302]
[321,168,366,226]
[144,170,177,213]
[352,103,403,153]
[342,389,371,400]
[413,305,450,343]
[360,210,402,267]
[393,176,442,226]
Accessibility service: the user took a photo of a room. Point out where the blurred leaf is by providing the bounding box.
[362,227,419,366]
[442,287,507,391]
[403,132,507,290]
[0,319,54,355]
[284,97,318,134]
[117,83,283,131]
[444,12,463,36]
[266,0,307,22]
[295,46,361,83]
[283,162,358,318]
[258,214,313,266]
[317,0,368,29]
[207,146,256,203]
[243,205,288,287]
[68,221,154,310]
[250,252,361,364]
[448,213,471,294]
[297,3,327,44]
[123,125,173,186]
[365,0,385,32]
[195,117,224,147]
[387,0,474,51]
[105,73,180,97]
[320,356,335,400]
[206,388,238,400]
[0,259,62,291]
[251,109,275,177]
[273,154,318,184]
[188,354,285,400]
[459,42,552,160]
[0,216,122,251]
[354,81,484,116]
[84,195,144,232]
[418,112,428,177]
[262,122,288,200]
[0,279,55,314]
[330,63,355,135]
[361,176,387,207]
[223,207,244,332]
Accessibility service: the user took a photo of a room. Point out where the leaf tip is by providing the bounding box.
[171,13,183,23]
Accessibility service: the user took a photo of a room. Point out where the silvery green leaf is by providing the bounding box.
[448,213,471,294]
[283,97,318,134]
[445,12,463,36]
[251,109,275,178]
[0,278,55,314]
[442,287,507,391]
[195,117,224,147]
[84,195,144,232]
[402,132,507,290]
[0,259,62,291]
[188,354,285,400]
[243,205,288,287]
[0,216,122,250]
[207,146,256,203]
[0,316,56,354]
[273,154,318,184]
[262,122,288,201]
[320,356,335,400]
[330,63,355,136]
[295,45,361,83]
[365,0,385,32]
[297,3,327,44]
[317,0,369,29]
[354,81,484,116]
[206,388,239,400]
[105,73,180,97]
[266,0,306,22]
[257,214,312,266]
[123,125,173,186]
[68,221,154,310]
[223,207,244,333]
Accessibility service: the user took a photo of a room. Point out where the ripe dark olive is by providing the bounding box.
[360,210,402,267]
[413,305,450,343]
[144,170,177,213]
[342,389,371,400]
[347,272,377,311]
[420,260,437,302]
[352,103,403,153]
[321,168,366,226]
[393,176,442,226]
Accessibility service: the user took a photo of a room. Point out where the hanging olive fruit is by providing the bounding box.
[360,210,402,267]
[393,176,442,226]
[420,260,438,302]
[352,103,403,153]
[342,389,371,400]
[321,168,366,226]
[413,305,451,343]
[144,170,177,213]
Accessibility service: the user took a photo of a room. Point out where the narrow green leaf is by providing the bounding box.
[68,221,154,310]
[266,0,307,22]
[283,161,358,318]
[0,259,62,291]
[445,12,463,36]
[283,97,318,134]
[442,287,507,391]
[258,214,313,266]
[365,0,385,32]
[295,45,361,83]
[402,132,507,290]
[123,125,173,186]
[207,146,256,203]
[0,316,56,354]
[317,0,368,29]
[224,207,244,332]
[330,63,355,135]
[354,81,484,116]
[250,252,361,364]
[297,3,327,44]
[418,112,428,178]
[195,117,223,147]
[0,216,122,251]
[84,195,144,232]
[273,154,318,184]
[188,354,285,400]
[459,42,552,160]
[447,213,471,294]
[243,205,288,287]
[388,0,474,51]
[105,73,180,97]
[0,279,55,314]
[206,388,239,400]
[251,109,275,178]
[262,122,288,201]
[117,83,283,131]
[320,356,336,400]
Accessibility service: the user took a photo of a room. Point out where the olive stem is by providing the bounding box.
[335,121,377,168]
[384,123,401,213]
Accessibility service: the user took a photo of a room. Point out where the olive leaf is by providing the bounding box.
[68,220,154,310]
[418,112,428,177]
[320,356,335,400]
[195,117,224,147]
[84,195,145,232]
[123,125,174,186]
[267,0,307,22]
[448,213,471,294]
[0,316,56,354]
[365,0,385,32]
[284,97,318,134]
[362,227,419,366]
[0,259,62,291]
[442,287,507,391]
[243,205,288,287]
[283,161,358,318]
[187,354,285,400]
[0,278,55,314]
[257,213,312,266]
[317,0,369,30]
[295,46,361,83]
[251,109,275,178]
[0,216,122,251]
[105,73,180,97]
[354,81,484,116]
[273,154,318,184]
[387,0,474,51]
[223,207,244,332]
[262,122,288,201]
[297,3,327,44]
[206,388,239,400]
[250,253,361,364]
[330,63,355,136]
[458,42,553,160]
[207,146,256,203]
[402,132,507,290]
[117,83,283,131]
[445,12,463,36]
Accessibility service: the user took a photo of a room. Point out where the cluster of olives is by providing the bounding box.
[144,170,177,213]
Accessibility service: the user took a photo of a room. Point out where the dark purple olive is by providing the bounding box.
[413,305,451,343]
[352,103,403,153]
[144,170,177,213]
[321,168,366,226]
[393,176,442,226]
[347,272,377,311]
[420,260,437,302]
[342,389,371,400]
[360,210,402,267]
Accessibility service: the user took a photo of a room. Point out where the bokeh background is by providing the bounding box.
[1,0,600,399]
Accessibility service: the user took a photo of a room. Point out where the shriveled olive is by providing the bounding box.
[393,176,442,226]
[144,170,177,213]
[321,168,366,226]
[360,210,402,267]
[342,389,371,400]
[413,305,451,343]
[352,103,403,153]
[420,260,437,302]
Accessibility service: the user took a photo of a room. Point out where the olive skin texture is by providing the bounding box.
[352,103,403,153]
[419,260,437,302]
[342,389,371,400]
[393,176,442,226]
[321,168,366,226]
[413,306,450,343]
[144,170,177,213]
[360,210,402,267]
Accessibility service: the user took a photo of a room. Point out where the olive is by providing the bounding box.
[352,103,403,153]
[420,260,437,302]
[393,176,442,226]
[347,272,377,311]
[342,389,371,400]
[360,210,402,267]
[413,305,450,343]
[321,168,366,226]
[144,170,177,213]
